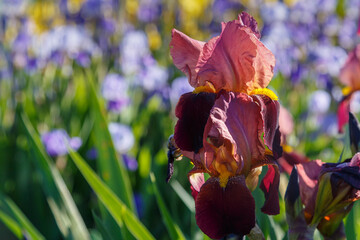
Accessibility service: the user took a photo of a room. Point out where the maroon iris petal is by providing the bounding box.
[195,176,255,239]
[260,164,280,215]
[337,96,350,133]
[174,92,216,152]
[323,164,360,190]
[252,94,282,159]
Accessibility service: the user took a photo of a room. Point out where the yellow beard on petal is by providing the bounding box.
[193,82,217,94]
[212,145,238,188]
[249,88,278,100]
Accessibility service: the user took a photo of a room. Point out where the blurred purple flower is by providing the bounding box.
[134,193,144,219]
[169,76,193,107]
[101,73,130,112]
[137,59,168,92]
[122,154,138,171]
[308,90,331,114]
[33,25,101,67]
[41,129,82,157]
[137,0,162,22]
[120,30,149,75]
[260,2,288,23]
[108,122,134,153]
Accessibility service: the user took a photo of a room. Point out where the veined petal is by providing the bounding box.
[260,164,280,215]
[203,92,265,175]
[174,92,216,153]
[195,20,275,94]
[195,176,255,239]
[297,160,324,219]
[170,29,205,87]
[252,94,282,159]
[236,12,261,38]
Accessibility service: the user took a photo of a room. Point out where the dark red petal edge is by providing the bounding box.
[195,176,255,239]
[337,96,350,133]
[260,164,280,215]
[174,92,216,152]
[253,95,282,159]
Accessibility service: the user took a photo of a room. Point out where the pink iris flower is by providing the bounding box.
[338,45,360,132]
[169,12,282,239]
[290,154,360,239]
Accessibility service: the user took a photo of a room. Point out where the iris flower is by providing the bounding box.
[338,45,360,132]
[169,12,282,238]
[287,154,360,239]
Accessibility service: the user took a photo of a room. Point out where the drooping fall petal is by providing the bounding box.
[195,176,255,239]
[260,164,280,215]
[203,92,265,175]
[174,92,216,152]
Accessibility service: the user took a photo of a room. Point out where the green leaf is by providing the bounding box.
[19,112,90,240]
[138,147,152,178]
[68,150,155,240]
[170,180,195,213]
[0,194,45,240]
[92,212,114,240]
[0,211,23,239]
[150,173,186,240]
[87,72,134,211]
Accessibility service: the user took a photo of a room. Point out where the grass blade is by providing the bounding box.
[150,173,186,240]
[0,194,45,240]
[87,73,135,211]
[170,180,195,213]
[68,149,155,240]
[20,112,90,240]
[0,211,22,239]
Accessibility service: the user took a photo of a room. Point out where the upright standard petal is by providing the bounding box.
[196,20,275,94]
[169,12,275,94]
[170,29,205,87]
[237,12,261,38]
[195,176,255,239]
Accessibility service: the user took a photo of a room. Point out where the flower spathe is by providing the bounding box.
[169,12,281,239]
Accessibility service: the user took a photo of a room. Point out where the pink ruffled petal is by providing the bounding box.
[260,164,280,215]
[238,12,261,38]
[195,176,255,239]
[339,45,360,90]
[195,21,275,93]
[279,105,294,144]
[170,29,205,87]
[203,92,265,175]
[296,160,325,216]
